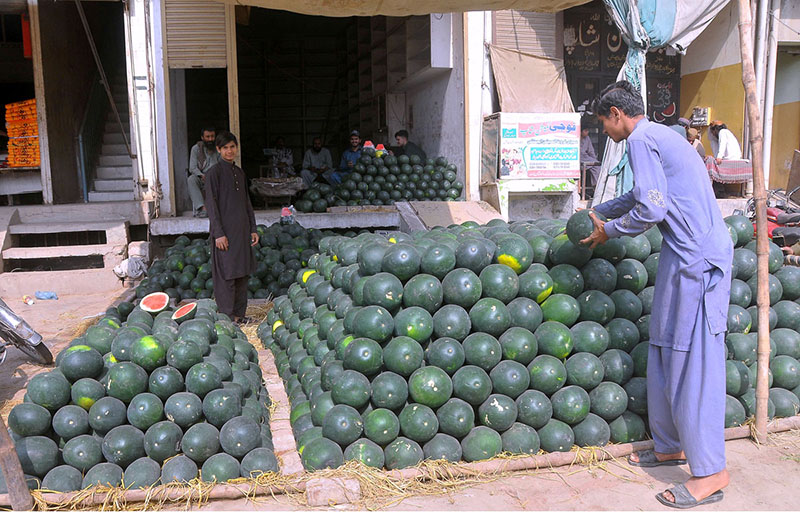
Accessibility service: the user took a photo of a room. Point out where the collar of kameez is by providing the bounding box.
[633,117,650,133]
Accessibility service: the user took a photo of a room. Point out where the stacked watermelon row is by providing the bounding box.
[294,152,464,212]
[6,298,277,492]
[257,213,800,471]
[135,222,356,303]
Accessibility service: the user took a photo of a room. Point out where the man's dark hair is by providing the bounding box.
[215,131,238,148]
[395,129,409,139]
[591,81,645,118]
[710,123,728,136]
[201,126,216,137]
[312,136,322,143]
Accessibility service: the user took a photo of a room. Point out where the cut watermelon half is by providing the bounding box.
[140,292,170,314]
[171,302,198,323]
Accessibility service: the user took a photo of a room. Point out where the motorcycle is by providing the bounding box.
[743,186,800,247]
[0,298,53,365]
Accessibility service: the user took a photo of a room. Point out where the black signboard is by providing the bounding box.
[564,8,602,73]
[564,0,681,126]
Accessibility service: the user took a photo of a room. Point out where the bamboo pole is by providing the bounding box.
[0,417,33,510]
[736,0,770,444]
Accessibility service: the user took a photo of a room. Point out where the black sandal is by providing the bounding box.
[628,449,687,467]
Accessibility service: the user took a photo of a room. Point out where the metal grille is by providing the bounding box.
[493,10,558,59]
[165,0,227,68]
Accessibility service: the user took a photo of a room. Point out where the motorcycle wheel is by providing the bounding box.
[14,341,53,365]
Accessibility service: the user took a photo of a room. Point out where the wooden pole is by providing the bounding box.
[736,0,769,444]
[0,417,33,510]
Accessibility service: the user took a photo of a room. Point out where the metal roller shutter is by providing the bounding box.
[0,1,28,15]
[493,10,558,59]
[165,0,227,68]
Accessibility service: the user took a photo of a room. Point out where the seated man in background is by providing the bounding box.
[394,129,427,162]
[337,130,362,183]
[580,121,601,194]
[188,126,221,217]
[687,128,706,158]
[272,136,294,176]
[708,121,742,163]
[300,137,334,187]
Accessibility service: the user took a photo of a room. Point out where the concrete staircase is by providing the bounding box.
[89,77,135,202]
[0,207,131,297]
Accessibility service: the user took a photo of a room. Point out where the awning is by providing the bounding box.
[213,0,591,17]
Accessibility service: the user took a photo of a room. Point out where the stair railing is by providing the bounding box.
[76,77,107,202]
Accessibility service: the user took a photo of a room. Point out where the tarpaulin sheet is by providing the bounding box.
[489,45,574,113]
[591,0,730,206]
[213,0,592,16]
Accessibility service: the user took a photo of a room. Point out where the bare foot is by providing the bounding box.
[661,469,730,503]
[629,450,685,464]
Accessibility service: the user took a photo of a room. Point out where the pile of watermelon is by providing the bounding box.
[5,297,277,492]
[258,213,800,471]
[135,222,355,302]
[294,151,464,212]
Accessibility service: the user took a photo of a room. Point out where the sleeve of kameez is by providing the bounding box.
[603,139,668,239]
[593,191,636,219]
[188,146,202,177]
[205,170,225,239]
[586,141,598,162]
[323,149,333,169]
[246,186,257,234]
[302,150,312,170]
[339,153,348,170]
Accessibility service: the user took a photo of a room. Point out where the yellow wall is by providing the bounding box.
[770,101,800,189]
[770,51,800,189]
[680,63,745,156]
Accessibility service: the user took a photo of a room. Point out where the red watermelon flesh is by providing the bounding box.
[171,302,197,323]
[140,292,170,314]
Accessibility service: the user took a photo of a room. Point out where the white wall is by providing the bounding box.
[126,0,172,214]
[152,1,173,215]
[466,11,490,201]
[404,14,466,184]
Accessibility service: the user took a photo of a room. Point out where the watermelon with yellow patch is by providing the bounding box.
[493,234,533,274]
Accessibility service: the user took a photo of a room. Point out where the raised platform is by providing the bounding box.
[408,200,503,227]
[149,201,507,236]
[149,207,405,236]
[1,200,152,226]
[0,170,43,196]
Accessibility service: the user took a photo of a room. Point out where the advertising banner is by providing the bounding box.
[498,113,581,179]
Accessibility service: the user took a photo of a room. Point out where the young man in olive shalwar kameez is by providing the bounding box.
[204,132,259,323]
[581,82,733,509]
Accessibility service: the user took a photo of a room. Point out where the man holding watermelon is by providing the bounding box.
[581,81,733,509]
[204,131,259,324]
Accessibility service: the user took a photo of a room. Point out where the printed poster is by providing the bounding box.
[499,113,581,179]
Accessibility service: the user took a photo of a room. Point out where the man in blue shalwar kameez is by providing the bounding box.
[581,81,733,509]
